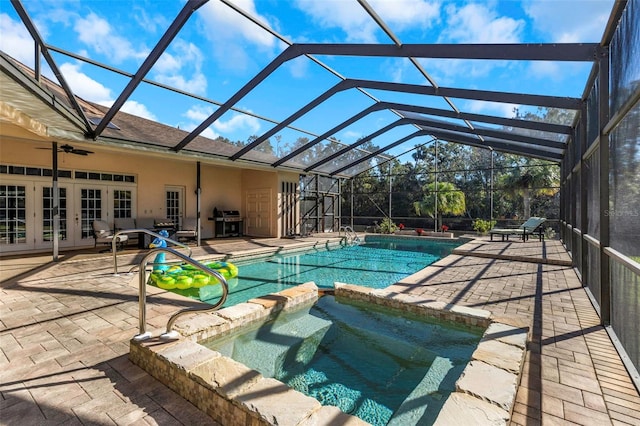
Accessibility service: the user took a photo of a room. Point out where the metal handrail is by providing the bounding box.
[133,247,228,341]
[111,228,192,275]
[339,225,361,244]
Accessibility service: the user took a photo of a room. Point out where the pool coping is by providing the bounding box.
[129,281,528,425]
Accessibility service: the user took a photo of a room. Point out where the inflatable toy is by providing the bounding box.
[147,255,239,300]
[148,230,170,272]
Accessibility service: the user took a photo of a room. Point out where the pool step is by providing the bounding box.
[387,356,457,426]
[230,314,332,378]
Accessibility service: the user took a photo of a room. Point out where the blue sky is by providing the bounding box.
[1,0,614,165]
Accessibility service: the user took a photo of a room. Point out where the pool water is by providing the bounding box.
[164,237,462,307]
[202,295,483,425]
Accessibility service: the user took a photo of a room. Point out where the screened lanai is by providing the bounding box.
[1,0,639,390]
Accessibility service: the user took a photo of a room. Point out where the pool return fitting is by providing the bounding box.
[133,247,228,341]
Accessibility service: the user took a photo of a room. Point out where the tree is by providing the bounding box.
[413,181,466,230]
[499,157,559,219]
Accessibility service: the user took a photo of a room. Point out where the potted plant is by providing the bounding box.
[415,228,424,236]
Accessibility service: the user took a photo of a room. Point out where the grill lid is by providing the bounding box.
[213,208,240,218]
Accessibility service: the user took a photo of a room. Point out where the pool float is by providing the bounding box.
[191,274,210,288]
[206,261,238,280]
[149,230,170,272]
[175,275,193,290]
[157,275,177,290]
[147,253,238,294]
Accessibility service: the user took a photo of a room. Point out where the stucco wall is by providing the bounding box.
[0,138,261,243]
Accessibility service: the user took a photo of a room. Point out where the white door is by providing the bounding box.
[246,188,271,237]
[165,186,185,228]
[75,184,109,246]
[0,182,31,253]
[34,182,75,250]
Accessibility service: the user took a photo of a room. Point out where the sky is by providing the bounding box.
[0,0,615,168]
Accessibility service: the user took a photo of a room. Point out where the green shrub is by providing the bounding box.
[472,219,496,234]
[377,218,398,234]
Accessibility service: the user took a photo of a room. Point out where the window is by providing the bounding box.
[113,190,132,219]
[0,185,27,245]
[43,187,68,241]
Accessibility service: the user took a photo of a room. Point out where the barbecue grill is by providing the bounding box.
[211,208,242,237]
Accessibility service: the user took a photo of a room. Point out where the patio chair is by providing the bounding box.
[114,217,138,247]
[92,220,128,252]
[174,217,198,242]
[489,217,547,242]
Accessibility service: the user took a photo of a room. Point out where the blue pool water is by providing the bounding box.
[202,295,482,425]
[165,237,462,307]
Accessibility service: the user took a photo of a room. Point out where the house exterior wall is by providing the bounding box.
[0,136,295,253]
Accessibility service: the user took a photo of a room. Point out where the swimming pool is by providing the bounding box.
[182,236,463,307]
[202,294,483,425]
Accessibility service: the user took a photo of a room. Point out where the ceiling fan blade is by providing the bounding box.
[36,145,93,155]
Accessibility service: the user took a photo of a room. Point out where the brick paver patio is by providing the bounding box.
[1,236,639,425]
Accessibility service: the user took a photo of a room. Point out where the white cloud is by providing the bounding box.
[368,0,440,30]
[213,112,261,134]
[182,105,261,139]
[295,0,378,42]
[294,0,440,42]
[523,0,614,42]
[528,61,561,79]
[73,12,148,63]
[59,62,157,121]
[120,100,157,121]
[185,105,213,122]
[285,56,310,79]
[440,3,524,43]
[154,39,207,94]
[0,13,36,66]
[342,130,363,141]
[198,0,277,70]
[60,62,112,103]
[96,98,157,121]
[464,100,519,118]
[132,6,167,34]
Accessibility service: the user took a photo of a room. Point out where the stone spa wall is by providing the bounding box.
[129,282,528,425]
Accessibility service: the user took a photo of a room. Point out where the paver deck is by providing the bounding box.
[1,235,639,425]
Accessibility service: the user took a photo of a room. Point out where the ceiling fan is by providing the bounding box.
[37,144,94,156]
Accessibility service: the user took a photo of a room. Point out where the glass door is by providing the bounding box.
[0,183,30,252]
[34,183,74,250]
[165,186,184,228]
[75,185,107,246]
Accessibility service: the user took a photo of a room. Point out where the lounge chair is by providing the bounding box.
[175,217,198,242]
[92,220,128,252]
[489,217,547,242]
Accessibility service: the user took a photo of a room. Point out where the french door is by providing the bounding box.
[0,176,136,253]
[165,186,184,228]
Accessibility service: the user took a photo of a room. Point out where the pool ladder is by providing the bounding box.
[132,247,229,341]
[339,225,361,245]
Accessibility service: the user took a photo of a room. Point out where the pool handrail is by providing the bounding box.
[133,246,228,341]
[339,225,361,244]
[111,228,192,275]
